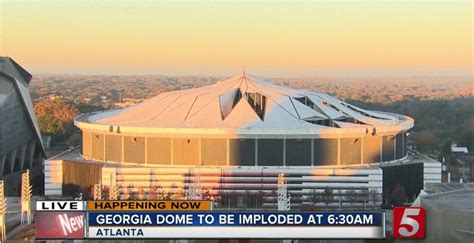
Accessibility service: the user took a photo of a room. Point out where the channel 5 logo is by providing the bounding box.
[393,207,425,239]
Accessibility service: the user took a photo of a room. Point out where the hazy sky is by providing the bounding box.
[0,1,472,76]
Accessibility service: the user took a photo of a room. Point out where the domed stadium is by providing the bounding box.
[47,73,424,209]
[76,73,413,167]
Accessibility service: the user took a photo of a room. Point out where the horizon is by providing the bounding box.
[28,69,473,83]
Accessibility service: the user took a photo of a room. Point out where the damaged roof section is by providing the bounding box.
[95,73,406,131]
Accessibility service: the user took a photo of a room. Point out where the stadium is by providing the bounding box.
[46,73,432,209]
[77,73,413,166]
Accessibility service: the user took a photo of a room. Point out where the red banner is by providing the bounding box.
[35,211,84,239]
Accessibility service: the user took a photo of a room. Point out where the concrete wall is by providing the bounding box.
[363,135,381,164]
[80,131,407,166]
[105,135,121,162]
[173,138,199,165]
[340,138,361,165]
[123,136,145,164]
[147,138,171,165]
[82,131,91,158]
[201,139,227,166]
[91,133,104,160]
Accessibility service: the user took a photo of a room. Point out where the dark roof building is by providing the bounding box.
[0,57,45,195]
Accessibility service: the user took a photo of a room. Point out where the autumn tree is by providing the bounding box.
[34,98,79,143]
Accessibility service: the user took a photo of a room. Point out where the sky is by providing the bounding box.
[0,1,472,77]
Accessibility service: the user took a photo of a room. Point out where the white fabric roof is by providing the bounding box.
[95,73,402,130]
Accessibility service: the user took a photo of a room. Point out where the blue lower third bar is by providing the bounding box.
[87,211,385,239]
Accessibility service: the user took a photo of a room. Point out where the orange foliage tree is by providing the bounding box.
[34,98,79,142]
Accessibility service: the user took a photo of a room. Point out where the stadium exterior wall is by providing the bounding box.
[76,120,408,166]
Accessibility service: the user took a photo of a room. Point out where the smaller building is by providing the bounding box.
[451,143,469,155]
[451,144,473,182]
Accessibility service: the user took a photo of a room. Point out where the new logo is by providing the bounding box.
[393,207,425,239]
[35,211,84,239]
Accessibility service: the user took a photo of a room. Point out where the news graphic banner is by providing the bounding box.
[35,201,85,239]
[87,211,385,239]
[36,211,85,239]
[35,200,212,239]
[35,200,385,239]
[87,200,213,211]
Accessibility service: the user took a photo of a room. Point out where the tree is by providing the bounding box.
[310,189,321,206]
[255,191,265,209]
[456,129,474,152]
[167,183,179,199]
[447,156,461,178]
[202,189,211,201]
[347,189,357,206]
[157,185,165,200]
[413,130,437,152]
[219,193,228,208]
[322,187,334,206]
[138,187,145,200]
[228,191,237,209]
[149,185,158,200]
[369,189,378,205]
[244,190,254,208]
[34,98,79,143]
[358,190,369,209]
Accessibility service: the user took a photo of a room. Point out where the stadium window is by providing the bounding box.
[245,92,266,120]
[295,96,315,108]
